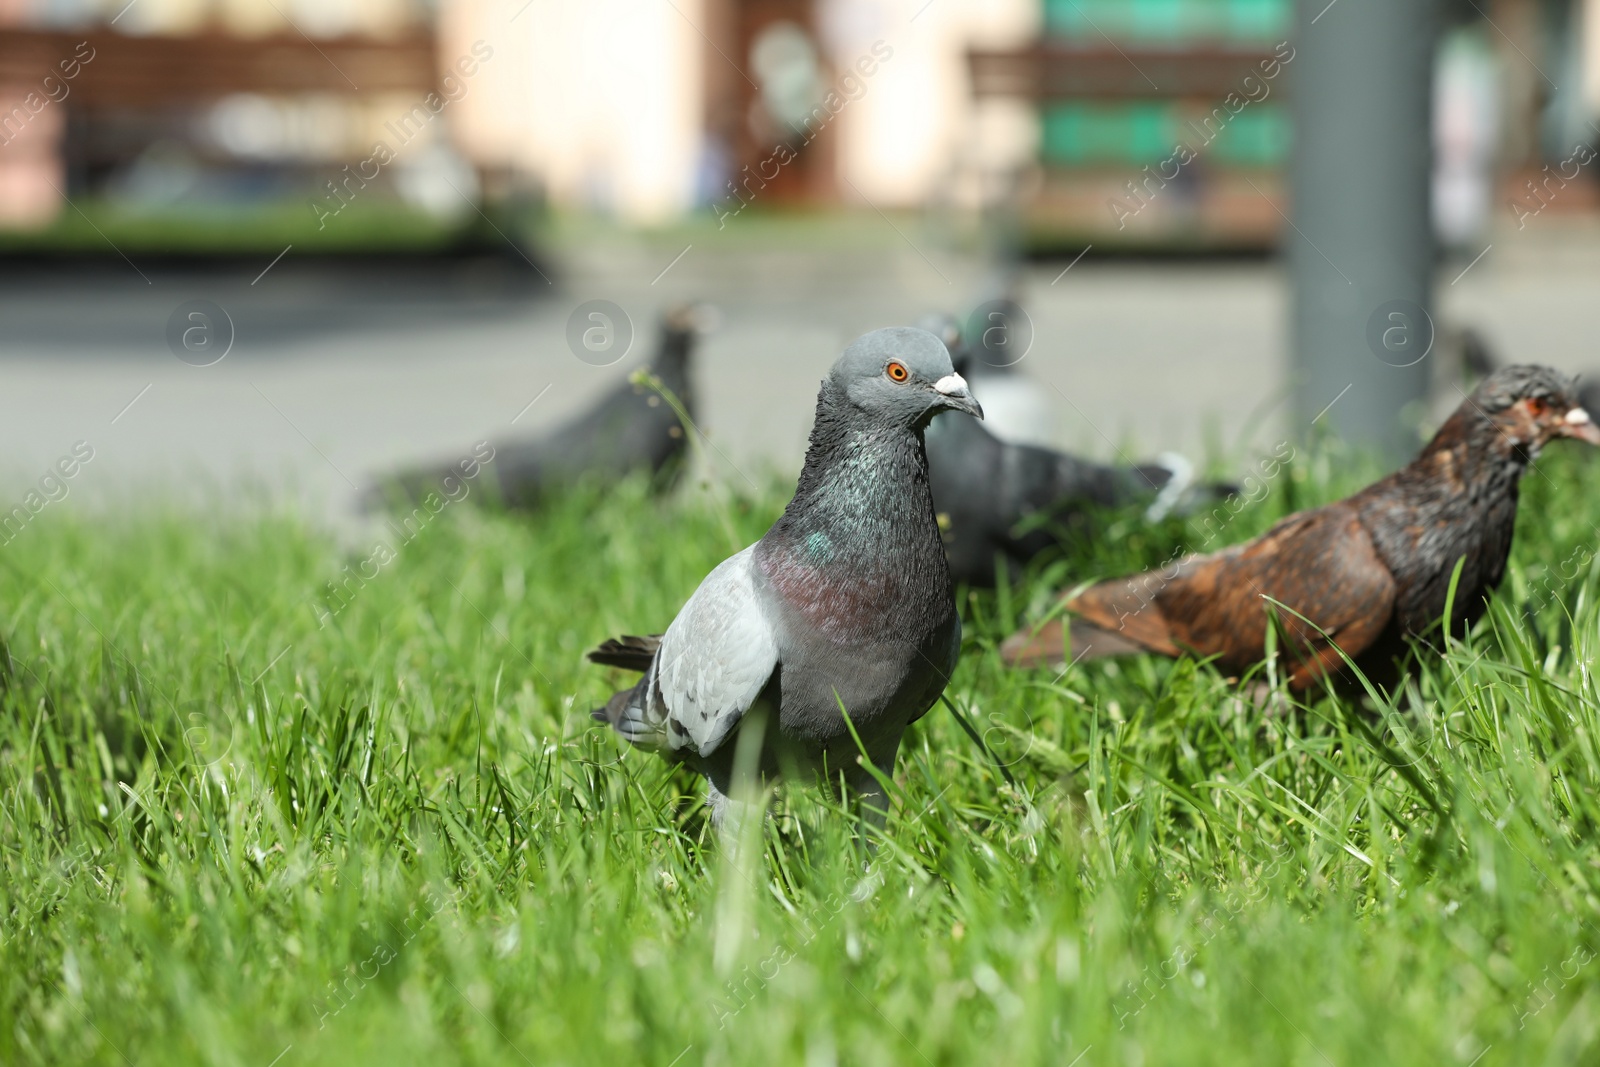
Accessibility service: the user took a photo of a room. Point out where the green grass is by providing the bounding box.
[5,446,1600,1066]
[0,199,917,258]
[0,199,519,255]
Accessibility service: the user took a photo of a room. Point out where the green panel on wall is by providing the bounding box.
[1043,0,1290,43]
[1130,0,1184,41]
[1207,103,1290,165]
[1042,100,1289,167]
[1042,101,1182,164]
[1223,0,1291,38]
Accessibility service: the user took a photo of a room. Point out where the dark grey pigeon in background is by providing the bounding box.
[920,312,1232,587]
[1581,379,1600,424]
[364,303,705,511]
[587,327,983,830]
[1444,323,1600,425]
[941,301,1057,447]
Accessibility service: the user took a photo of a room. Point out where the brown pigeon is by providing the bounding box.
[1001,365,1600,691]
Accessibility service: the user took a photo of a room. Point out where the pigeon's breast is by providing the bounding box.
[754,538,958,745]
[756,537,948,646]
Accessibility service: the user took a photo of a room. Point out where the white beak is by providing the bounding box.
[931,373,983,419]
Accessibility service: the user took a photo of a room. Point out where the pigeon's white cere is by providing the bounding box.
[934,374,969,396]
[1566,407,1592,425]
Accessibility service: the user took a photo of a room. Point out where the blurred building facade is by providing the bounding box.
[465,0,1600,249]
[459,0,1041,223]
[0,0,459,231]
[0,0,1042,232]
[0,0,1596,247]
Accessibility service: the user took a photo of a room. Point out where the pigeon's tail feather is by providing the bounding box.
[1064,576,1183,658]
[998,618,1064,667]
[1137,454,1240,523]
[1001,573,1184,668]
[1141,453,1192,522]
[592,685,667,748]
[1000,618,1152,667]
[586,634,662,672]
[1067,619,1158,659]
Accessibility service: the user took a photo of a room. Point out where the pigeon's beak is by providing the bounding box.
[1558,406,1600,445]
[932,373,984,420]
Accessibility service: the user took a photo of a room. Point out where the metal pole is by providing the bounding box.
[1290,0,1440,462]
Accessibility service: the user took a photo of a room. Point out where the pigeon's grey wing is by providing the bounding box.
[638,545,779,757]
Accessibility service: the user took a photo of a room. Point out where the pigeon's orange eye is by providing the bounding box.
[886,361,909,383]
[1528,397,1549,417]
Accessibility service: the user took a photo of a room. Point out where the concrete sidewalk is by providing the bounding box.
[0,215,1595,530]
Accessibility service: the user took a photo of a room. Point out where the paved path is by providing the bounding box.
[0,216,1595,533]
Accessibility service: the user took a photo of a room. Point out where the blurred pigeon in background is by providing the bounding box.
[366,303,707,511]
[1002,365,1600,690]
[1456,325,1497,381]
[1446,323,1600,422]
[1580,379,1600,422]
[919,312,1230,587]
[588,327,983,829]
[941,300,1057,448]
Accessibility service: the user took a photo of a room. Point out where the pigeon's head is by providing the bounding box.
[1469,364,1600,454]
[661,301,718,337]
[832,327,983,427]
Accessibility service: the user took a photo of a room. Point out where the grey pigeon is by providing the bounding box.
[1443,324,1600,428]
[587,327,984,829]
[1457,325,1497,381]
[1581,379,1600,423]
[940,302,1057,447]
[365,304,703,511]
[920,313,1230,587]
